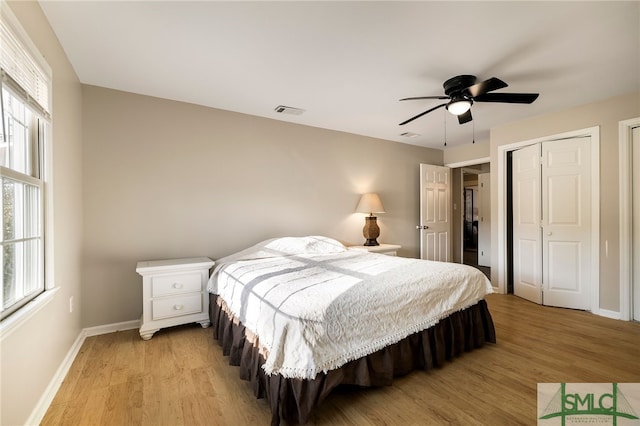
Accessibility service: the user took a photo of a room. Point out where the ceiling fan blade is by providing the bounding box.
[467,77,508,97]
[399,103,446,126]
[399,96,450,101]
[474,92,539,104]
[457,110,472,125]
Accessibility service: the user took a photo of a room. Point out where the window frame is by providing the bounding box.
[1,87,47,319]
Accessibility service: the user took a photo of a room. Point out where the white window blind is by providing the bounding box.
[0,3,51,116]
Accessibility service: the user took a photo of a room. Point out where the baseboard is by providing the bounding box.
[595,308,621,320]
[83,319,140,337]
[25,329,87,425]
[26,319,141,425]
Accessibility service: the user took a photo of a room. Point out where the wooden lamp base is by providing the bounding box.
[363,216,380,246]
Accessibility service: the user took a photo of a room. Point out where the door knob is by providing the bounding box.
[416,225,429,230]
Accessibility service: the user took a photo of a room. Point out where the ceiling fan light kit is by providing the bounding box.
[446,98,472,115]
[399,74,539,126]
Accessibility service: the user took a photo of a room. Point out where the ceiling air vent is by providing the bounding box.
[400,132,420,138]
[274,105,305,115]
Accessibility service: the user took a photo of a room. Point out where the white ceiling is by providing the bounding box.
[39,1,639,149]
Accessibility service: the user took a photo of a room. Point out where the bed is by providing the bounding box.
[207,236,496,425]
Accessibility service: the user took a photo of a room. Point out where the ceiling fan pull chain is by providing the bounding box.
[443,109,447,147]
[473,119,475,144]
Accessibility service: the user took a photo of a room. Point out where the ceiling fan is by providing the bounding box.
[399,75,539,126]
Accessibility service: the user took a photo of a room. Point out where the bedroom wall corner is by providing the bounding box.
[1,2,84,425]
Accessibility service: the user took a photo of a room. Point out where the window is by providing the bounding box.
[1,3,52,321]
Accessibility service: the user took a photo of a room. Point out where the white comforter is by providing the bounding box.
[207,236,493,379]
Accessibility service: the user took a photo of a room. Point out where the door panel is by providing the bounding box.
[517,238,540,289]
[512,144,542,304]
[420,164,450,261]
[547,241,580,291]
[542,137,591,309]
[438,233,449,261]
[547,175,580,224]
[425,233,435,258]
[425,190,435,222]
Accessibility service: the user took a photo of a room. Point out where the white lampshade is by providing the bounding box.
[446,99,472,116]
[356,193,385,215]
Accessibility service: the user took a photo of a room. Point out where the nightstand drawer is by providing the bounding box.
[151,273,201,297]
[152,294,202,320]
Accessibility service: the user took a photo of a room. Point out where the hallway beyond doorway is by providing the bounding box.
[464,248,490,280]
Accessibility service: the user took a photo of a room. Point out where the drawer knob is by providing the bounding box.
[174,304,184,310]
[173,282,183,289]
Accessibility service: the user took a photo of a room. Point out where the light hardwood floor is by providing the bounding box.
[42,294,640,425]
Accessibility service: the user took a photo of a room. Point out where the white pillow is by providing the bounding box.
[264,236,347,255]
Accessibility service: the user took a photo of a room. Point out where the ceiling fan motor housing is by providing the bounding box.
[443,75,477,97]
[443,75,476,114]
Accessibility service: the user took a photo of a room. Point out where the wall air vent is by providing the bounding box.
[400,132,420,138]
[274,105,305,115]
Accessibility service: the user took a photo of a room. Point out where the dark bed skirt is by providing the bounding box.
[209,294,496,425]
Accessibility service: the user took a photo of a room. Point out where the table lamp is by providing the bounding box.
[355,193,385,246]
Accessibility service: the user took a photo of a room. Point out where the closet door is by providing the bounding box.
[512,137,592,309]
[512,144,542,304]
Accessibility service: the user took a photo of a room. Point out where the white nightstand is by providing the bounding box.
[136,257,214,340]
[349,244,402,256]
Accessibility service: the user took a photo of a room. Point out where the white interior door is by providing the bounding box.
[512,144,542,304]
[541,137,591,310]
[419,164,451,261]
[633,126,640,321]
[477,173,491,267]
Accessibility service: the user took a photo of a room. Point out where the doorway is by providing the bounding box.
[460,165,490,279]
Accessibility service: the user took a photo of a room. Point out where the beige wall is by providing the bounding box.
[1,2,84,425]
[490,91,640,312]
[443,138,490,165]
[81,85,443,327]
